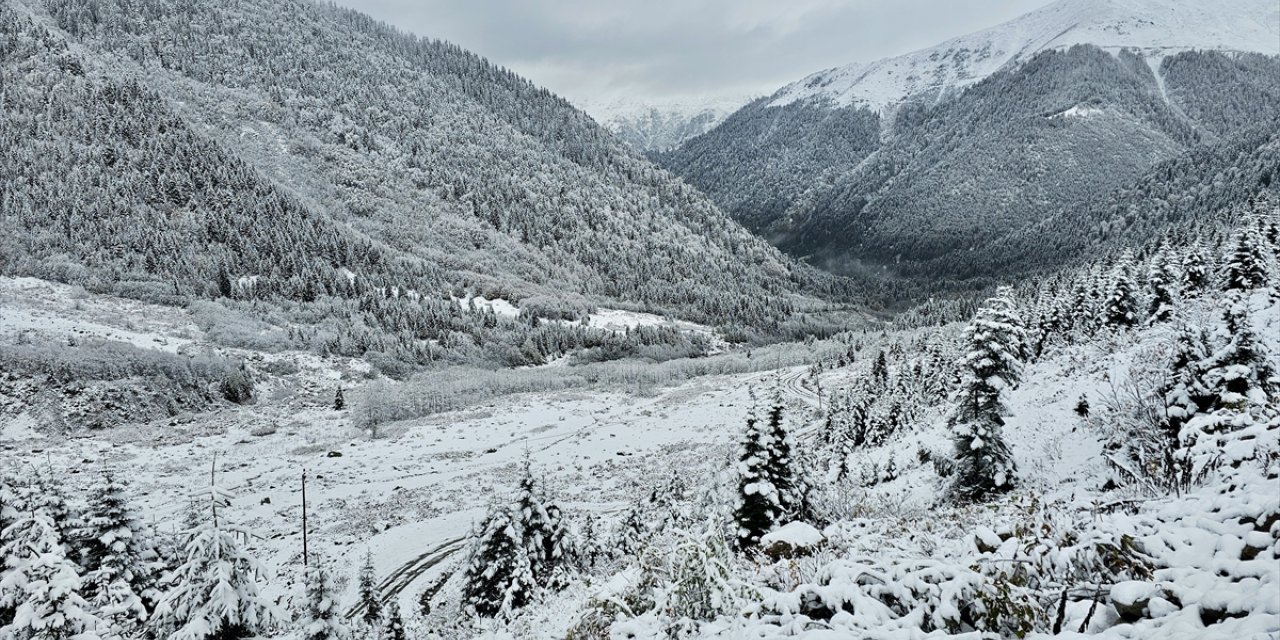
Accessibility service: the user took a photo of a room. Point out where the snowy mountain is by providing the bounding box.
[580,97,749,152]
[657,0,1280,283]
[771,0,1280,113]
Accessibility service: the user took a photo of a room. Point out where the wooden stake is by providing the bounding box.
[302,468,309,568]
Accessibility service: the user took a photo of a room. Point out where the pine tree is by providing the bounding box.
[540,502,575,589]
[333,388,345,411]
[2,471,31,627]
[870,351,890,388]
[1101,254,1139,328]
[460,507,536,617]
[77,469,159,632]
[1181,243,1211,295]
[949,290,1023,501]
[301,563,348,640]
[0,515,102,640]
[150,485,279,640]
[23,470,79,559]
[382,601,405,640]
[1146,251,1178,323]
[1223,227,1269,291]
[610,505,650,560]
[732,411,774,549]
[761,396,804,522]
[356,551,381,628]
[1156,326,1213,486]
[1202,299,1275,413]
[511,462,563,587]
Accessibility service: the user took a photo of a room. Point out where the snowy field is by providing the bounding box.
[0,276,823,613]
[2,276,1277,638]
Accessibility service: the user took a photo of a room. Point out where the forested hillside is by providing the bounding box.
[0,0,856,372]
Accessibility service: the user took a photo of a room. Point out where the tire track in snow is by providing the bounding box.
[346,535,468,619]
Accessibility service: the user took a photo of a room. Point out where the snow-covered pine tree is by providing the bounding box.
[1146,250,1178,323]
[0,514,101,640]
[578,515,601,570]
[0,472,18,542]
[76,469,159,631]
[1083,270,1105,332]
[1181,242,1211,295]
[382,601,405,640]
[333,388,345,411]
[761,396,805,522]
[23,469,80,559]
[609,504,650,560]
[512,463,555,585]
[1102,254,1140,328]
[356,550,381,628]
[732,410,780,549]
[460,507,536,618]
[949,290,1023,501]
[1154,326,1213,485]
[1201,299,1276,418]
[150,485,279,640]
[540,502,575,588]
[301,563,348,640]
[1255,196,1280,248]
[1,470,30,627]
[1223,226,1270,291]
[870,351,890,388]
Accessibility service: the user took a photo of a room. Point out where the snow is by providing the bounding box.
[0,278,791,613]
[1051,104,1107,119]
[586,308,704,334]
[0,277,199,354]
[1,413,42,442]
[769,0,1280,112]
[574,94,751,129]
[1110,580,1158,607]
[761,522,824,548]
[454,296,522,319]
[5,277,1280,638]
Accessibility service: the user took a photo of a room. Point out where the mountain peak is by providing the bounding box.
[769,0,1280,112]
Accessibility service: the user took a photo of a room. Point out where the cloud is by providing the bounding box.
[335,0,1052,105]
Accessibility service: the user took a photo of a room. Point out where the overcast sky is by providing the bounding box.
[333,0,1054,110]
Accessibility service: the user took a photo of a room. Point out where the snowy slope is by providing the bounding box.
[770,0,1280,111]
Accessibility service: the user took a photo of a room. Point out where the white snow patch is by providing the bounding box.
[1050,104,1106,119]
[762,522,825,549]
[454,295,521,318]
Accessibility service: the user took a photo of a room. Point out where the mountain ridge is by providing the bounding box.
[769,0,1280,113]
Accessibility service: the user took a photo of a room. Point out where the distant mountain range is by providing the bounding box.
[657,0,1280,283]
[579,97,749,152]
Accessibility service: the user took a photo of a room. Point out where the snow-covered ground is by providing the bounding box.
[3,276,1277,638]
[0,276,821,615]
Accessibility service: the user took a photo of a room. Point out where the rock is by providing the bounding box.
[1240,531,1271,560]
[1110,581,1159,622]
[326,450,343,457]
[762,522,825,560]
[973,526,1003,554]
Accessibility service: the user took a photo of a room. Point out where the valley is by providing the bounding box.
[1,0,1278,638]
